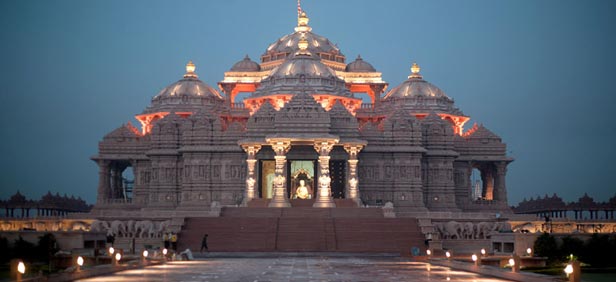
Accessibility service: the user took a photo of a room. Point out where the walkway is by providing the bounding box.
[78,256,512,282]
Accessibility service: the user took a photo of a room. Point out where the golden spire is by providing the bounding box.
[184,60,198,78]
[409,61,422,79]
[295,10,312,32]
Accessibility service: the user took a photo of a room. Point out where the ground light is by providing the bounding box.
[16,261,25,282]
[17,261,25,274]
[564,264,573,276]
[142,250,149,265]
[76,256,84,272]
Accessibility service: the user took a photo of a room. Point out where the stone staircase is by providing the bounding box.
[177,207,426,254]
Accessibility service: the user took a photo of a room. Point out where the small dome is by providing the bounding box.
[154,61,222,100]
[230,55,261,72]
[345,55,376,72]
[384,62,449,99]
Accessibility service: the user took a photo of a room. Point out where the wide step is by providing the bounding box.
[178,208,425,253]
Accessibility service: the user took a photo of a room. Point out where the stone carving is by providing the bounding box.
[383,202,395,218]
[87,220,172,238]
[434,221,506,240]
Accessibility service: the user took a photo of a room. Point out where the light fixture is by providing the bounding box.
[480,248,486,255]
[471,254,478,262]
[426,249,432,256]
[162,248,168,255]
[115,253,122,262]
[143,250,149,257]
[77,256,84,266]
[445,251,451,258]
[17,261,26,274]
[526,247,532,256]
[508,258,515,266]
[564,264,573,276]
[109,247,115,255]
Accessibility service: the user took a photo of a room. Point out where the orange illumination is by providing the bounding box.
[135,111,193,134]
[242,94,362,116]
[413,113,470,136]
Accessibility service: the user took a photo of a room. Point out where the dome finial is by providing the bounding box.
[411,62,420,74]
[184,60,198,78]
[298,34,309,52]
[295,9,312,32]
[409,61,422,79]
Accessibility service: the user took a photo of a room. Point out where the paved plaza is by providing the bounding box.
[78,256,512,282]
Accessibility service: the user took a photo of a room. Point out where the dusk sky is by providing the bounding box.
[1,0,615,206]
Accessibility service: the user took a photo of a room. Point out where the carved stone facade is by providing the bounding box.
[92,11,512,215]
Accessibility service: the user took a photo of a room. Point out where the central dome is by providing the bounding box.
[261,11,345,70]
[252,40,351,97]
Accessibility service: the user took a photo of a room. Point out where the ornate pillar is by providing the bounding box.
[97,160,111,204]
[268,140,291,207]
[344,144,364,206]
[494,162,508,204]
[313,140,338,208]
[241,144,262,205]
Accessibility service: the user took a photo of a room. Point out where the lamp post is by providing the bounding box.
[114,252,121,266]
[471,254,479,266]
[565,261,581,282]
[17,261,25,282]
[76,256,84,272]
[509,255,520,273]
[142,250,149,265]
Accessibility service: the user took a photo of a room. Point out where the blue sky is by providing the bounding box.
[1,0,615,205]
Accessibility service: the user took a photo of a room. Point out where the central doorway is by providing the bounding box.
[258,160,316,200]
[257,159,346,201]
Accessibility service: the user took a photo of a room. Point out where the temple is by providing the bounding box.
[92,11,512,214]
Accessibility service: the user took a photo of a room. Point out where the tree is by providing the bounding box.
[559,236,584,262]
[37,233,59,264]
[533,232,559,265]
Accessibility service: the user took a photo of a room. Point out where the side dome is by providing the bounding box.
[384,62,448,99]
[345,55,376,72]
[144,61,224,113]
[230,55,261,72]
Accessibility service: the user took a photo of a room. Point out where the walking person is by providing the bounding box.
[200,234,209,253]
